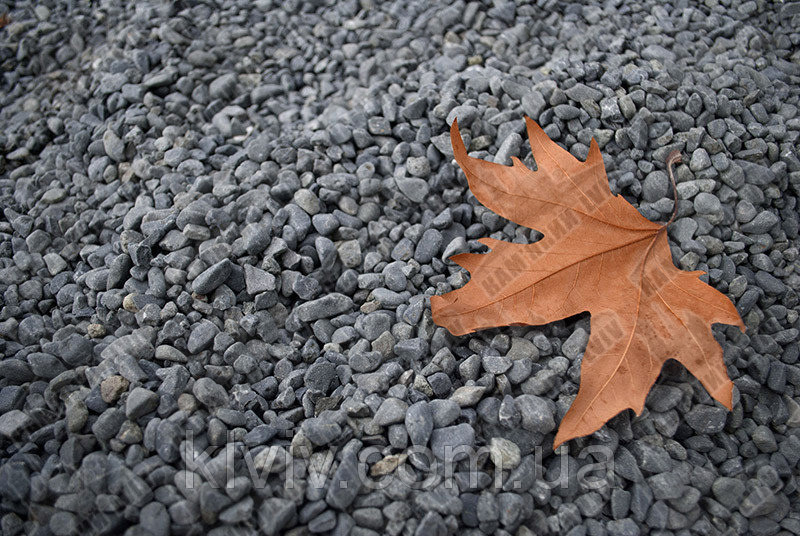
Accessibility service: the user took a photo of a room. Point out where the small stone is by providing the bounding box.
[325,442,362,510]
[395,176,429,203]
[685,405,727,434]
[192,378,228,408]
[489,437,521,470]
[304,362,337,393]
[647,471,684,500]
[42,188,67,205]
[494,132,522,165]
[712,477,746,509]
[101,376,129,403]
[337,240,362,268]
[483,354,512,374]
[406,156,431,177]
[516,395,555,434]
[92,408,126,441]
[308,510,337,533]
[192,259,231,295]
[429,399,461,428]
[187,319,219,353]
[642,171,669,202]
[87,324,106,338]
[367,116,391,135]
[394,338,429,362]
[405,401,434,446]
[125,387,159,420]
[257,498,296,536]
[246,136,270,163]
[295,293,353,322]
[209,73,237,100]
[140,502,170,536]
[219,497,253,524]
[740,211,779,234]
[694,192,722,215]
[370,453,407,477]
[522,92,546,120]
[103,129,125,162]
[0,410,33,439]
[373,398,409,426]
[42,253,67,275]
[752,425,777,452]
[562,328,589,359]
[446,105,478,126]
[607,518,640,536]
[244,264,276,295]
[122,293,139,312]
[57,334,93,366]
[49,511,78,536]
[689,148,711,171]
[414,228,443,264]
[430,423,475,461]
[17,315,46,344]
[294,189,320,215]
[301,418,341,446]
[450,385,487,407]
[241,223,271,255]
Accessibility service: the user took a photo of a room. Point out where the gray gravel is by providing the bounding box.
[1,0,799,535]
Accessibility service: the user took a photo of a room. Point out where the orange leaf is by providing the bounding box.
[431,117,744,449]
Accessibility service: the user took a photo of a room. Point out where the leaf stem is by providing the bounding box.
[665,150,681,227]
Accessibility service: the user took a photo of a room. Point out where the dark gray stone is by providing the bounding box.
[125,387,159,419]
[685,405,727,434]
[516,395,555,434]
[430,423,475,461]
[295,293,354,322]
[192,260,231,295]
[406,401,434,446]
[192,378,228,408]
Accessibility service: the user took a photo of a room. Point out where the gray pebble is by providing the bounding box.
[405,401,434,446]
[430,423,475,461]
[192,378,228,408]
[125,387,159,420]
[192,259,231,295]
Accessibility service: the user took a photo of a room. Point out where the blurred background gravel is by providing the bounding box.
[0,0,799,535]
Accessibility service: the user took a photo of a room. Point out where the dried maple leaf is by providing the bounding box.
[431,117,745,448]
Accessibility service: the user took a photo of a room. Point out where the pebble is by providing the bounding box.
[488,437,521,470]
[430,423,475,461]
[482,354,512,374]
[301,418,341,446]
[405,401,434,446]
[100,375,130,403]
[186,320,219,353]
[694,192,722,214]
[373,398,408,426]
[516,395,555,434]
[125,387,159,419]
[192,378,228,408]
[325,441,362,510]
[406,156,431,177]
[740,210,780,233]
[0,410,33,439]
[192,259,231,295]
[450,385,487,407]
[685,405,727,434]
[295,293,353,322]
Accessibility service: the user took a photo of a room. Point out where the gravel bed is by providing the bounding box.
[1,0,799,535]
